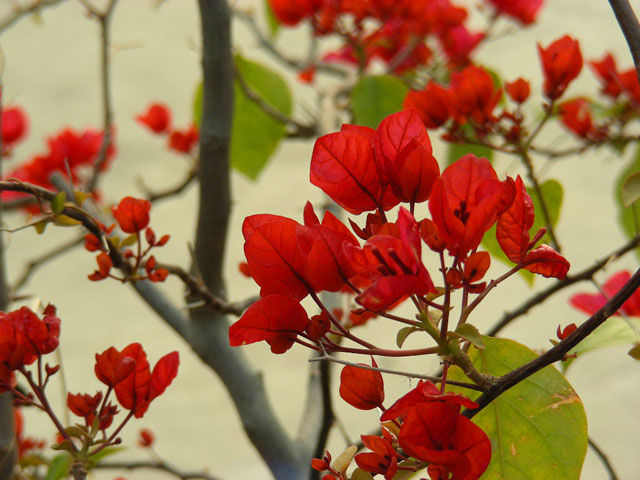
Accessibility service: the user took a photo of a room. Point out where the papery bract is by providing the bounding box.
[95,346,136,387]
[339,359,385,410]
[403,81,452,129]
[538,35,583,100]
[398,402,491,480]
[355,430,398,479]
[229,294,310,354]
[136,103,171,134]
[112,197,151,234]
[2,106,28,146]
[570,270,640,316]
[505,78,531,103]
[311,130,393,214]
[449,66,501,125]
[429,154,502,257]
[488,0,543,25]
[168,124,198,153]
[114,343,179,418]
[242,215,309,299]
[496,176,569,278]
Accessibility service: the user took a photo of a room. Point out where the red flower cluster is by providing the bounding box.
[269,0,485,73]
[538,35,582,100]
[3,126,115,204]
[589,52,640,107]
[136,103,198,155]
[558,98,606,141]
[327,374,491,480]
[69,344,179,429]
[0,306,60,389]
[487,0,543,25]
[404,65,502,130]
[86,197,169,283]
[570,270,640,317]
[230,110,569,356]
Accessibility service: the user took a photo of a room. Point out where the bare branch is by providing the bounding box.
[97,459,222,480]
[84,0,118,192]
[609,0,640,83]
[156,261,255,316]
[588,436,620,480]
[234,63,317,137]
[0,0,67,34]
[487,234,640,337]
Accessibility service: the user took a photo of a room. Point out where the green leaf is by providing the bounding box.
[622,171,640,207]
[45,454,71,480]
[452,323,485,349]
[448,337,587,480]
[193,55,293,179]
[192,82,203,129]
[51,191,66,215]
[351,468,375,480]
[615,147,640,250]
[351,76,408,128]
[33,219,49,235]
[263,0,280,37]
[120,234,138,248]
[396,326,419,348]
[446,141,494,167]
[88,446,126,465]
[232,55,292,179]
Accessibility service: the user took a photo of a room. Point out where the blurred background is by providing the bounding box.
[0,0,639,478]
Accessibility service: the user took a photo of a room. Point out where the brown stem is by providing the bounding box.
[487,234,640,336]
[0,0,67,34]
[608,0,640,84]
[466,267,640,416]
[588,436,620,480]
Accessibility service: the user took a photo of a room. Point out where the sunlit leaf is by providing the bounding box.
[527,179,563,247]
[192,55,292,180]
[50,191,66,215]
[351,76,408,128]
[45,454,71,480]
[448,337,587,480]
[452,323,485,349]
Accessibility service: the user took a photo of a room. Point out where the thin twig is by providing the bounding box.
[487,234,640,337]
[138,168,198,203]
[156,261,255,316]
[97,460,222,480]
[85,0,118,192]
[233,63,317,137]
[310,353,484,391]
[232,8,349,78]
[588,436,620,480]
[0,0,67,34]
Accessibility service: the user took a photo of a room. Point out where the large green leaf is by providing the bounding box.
[45,454,71,480]
[616,147,640,260]
[448,336,587,480]
[192,55,292,180]
[350,76,408,128]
